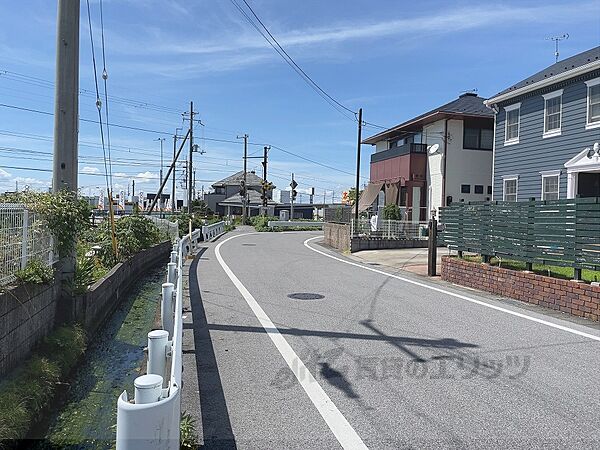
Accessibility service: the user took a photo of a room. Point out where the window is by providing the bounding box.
[215,187,225,195]
[586,78,600,129]
[474,185,484,194]
[543,90,562,137]
[461,184,471,194]
[504,103,521,145]
[487,186,493,195]
[503,177,518,201]
[463,126,493,150]
[541,171,560,200]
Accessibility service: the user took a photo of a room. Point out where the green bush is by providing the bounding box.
[95,215,162,265]
[382,204,401,220]
[15,259,54,284]
[252,215,277,232]
[0,325,87,444]
[171,213,204,237]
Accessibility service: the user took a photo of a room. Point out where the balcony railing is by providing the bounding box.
[371,143,427,163]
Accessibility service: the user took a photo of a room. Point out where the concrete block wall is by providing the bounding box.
[323,223,351,252]
[0,275,61,377]
[441,256,599,322]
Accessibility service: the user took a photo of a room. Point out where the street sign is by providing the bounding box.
[290,180,298,189]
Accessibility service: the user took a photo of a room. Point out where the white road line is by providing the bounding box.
[215,234,368,450]
[303,236,600,343]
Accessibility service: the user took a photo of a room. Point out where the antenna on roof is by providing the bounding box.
[460,88,478,94]
[546,33,569,63]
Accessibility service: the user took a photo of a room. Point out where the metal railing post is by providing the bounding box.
[161,282,174,338]
[167,262,176,285]
[170,251,177,264]
[134,374,163,404]
[20,209,29,269]
[147,330,169,383]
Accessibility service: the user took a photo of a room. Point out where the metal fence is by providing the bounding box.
[0,203,57,286]
[351,218,429,240]
[439,198,600,273]
[145,215,179,242]
[116,228,200,449]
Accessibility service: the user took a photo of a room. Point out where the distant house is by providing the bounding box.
[362,93,494,221]
[485,46,600,201]
[203,170,273,216]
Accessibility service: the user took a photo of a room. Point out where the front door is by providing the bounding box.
[577,172,600,197]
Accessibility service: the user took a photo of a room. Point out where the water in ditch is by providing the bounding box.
[36,265,165,449]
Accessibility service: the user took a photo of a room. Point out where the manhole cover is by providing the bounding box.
[287,293,325,300]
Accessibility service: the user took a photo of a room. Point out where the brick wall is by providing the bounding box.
[441,256,599,322]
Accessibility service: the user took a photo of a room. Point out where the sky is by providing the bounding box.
[1,0,599,203]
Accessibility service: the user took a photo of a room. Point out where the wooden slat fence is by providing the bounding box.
[439,198,600,272]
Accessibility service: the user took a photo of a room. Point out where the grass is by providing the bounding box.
[458,254,600,283]
[180,412,199,450]
[0,325,86,446]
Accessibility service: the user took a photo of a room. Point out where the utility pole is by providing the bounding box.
[354,107,363,225]
[193,169,196,201]
[237,134,249,223]
[187,101,194,214]
[262,145,270,209]
[172,132,177,212]
[52,0,80,282]
[132,179,135,196]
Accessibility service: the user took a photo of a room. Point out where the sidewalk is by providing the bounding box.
[347,246,452,276]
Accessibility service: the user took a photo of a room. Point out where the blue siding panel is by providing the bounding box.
[493,73,600,201]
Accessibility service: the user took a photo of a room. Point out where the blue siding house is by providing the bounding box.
[485,46,600,201]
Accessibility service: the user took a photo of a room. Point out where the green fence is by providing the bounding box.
[439,198,600,272]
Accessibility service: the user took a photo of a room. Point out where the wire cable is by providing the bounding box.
[99,0,114,191]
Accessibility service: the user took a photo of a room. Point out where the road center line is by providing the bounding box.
[303,236,600,343]
[215,234,368,450]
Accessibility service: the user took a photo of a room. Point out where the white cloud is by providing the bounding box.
[0,168,11,178]
[81,166,100,174]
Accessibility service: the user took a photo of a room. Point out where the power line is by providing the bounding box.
[229,0,356,122]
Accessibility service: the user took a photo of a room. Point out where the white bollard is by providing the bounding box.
[147,330,169,381]
[134,374,163,404]
[161,282,174,338]
[170,251,177,264]
[167,262,176,285]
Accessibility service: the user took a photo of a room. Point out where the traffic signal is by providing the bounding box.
[239,180,246,198]
[292,189,297,201]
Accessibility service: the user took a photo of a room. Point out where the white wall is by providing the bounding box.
[445,119,493,204]
[424,120,445,214]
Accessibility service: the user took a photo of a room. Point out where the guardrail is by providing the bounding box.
[202,221,225,241]
[115,228,202,449]
[267,220,324,229]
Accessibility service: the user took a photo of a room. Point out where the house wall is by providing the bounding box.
[445,119,494,204]
[492,70,600,201]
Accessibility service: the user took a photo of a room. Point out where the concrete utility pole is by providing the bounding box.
[187,101,195,214]
[52,0,80,193]
[238,134,249,223]
[290,173,295,220]
[262,145,269,209]
[354,107,363,224]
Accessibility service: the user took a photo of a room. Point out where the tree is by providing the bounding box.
[383,204,401,220]
[347,188,362,206]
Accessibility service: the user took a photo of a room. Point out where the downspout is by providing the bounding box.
[441,118,449,206]
[490,105,498,200]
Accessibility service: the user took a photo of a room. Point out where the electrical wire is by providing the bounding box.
[99,0,114,191]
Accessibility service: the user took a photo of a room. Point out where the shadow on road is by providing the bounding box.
[319,362,359,399]
[188,252,238,450]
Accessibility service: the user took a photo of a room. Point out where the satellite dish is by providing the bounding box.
[428,143,440,155]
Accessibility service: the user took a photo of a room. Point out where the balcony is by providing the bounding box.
[370,143,427,163]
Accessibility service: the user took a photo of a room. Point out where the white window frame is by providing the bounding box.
[503,175,519,201]
[504,103,521,146]
[540,170,561,200]
[542,89,563,138]
[585,77,600,130]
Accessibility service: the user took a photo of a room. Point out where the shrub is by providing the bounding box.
[382,204,401,220]
[95,215,162,265]
[14,259,54,284]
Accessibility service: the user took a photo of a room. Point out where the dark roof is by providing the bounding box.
[363,93,493,144]
[212,170,264,188]
[490,46,600,99]
[219,190,278,206]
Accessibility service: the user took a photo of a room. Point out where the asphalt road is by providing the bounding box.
[181,229,600,450]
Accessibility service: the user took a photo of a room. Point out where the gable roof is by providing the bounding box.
[219,190,278,206]
[362,93,493,145]
[486,46,600,105]
[212,170,264,188]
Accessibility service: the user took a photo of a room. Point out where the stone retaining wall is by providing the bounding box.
[441,256,599,321]
[323,223,351,252]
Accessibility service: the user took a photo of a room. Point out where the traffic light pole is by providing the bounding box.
[290,173,295,220]
[354,107,363,224]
